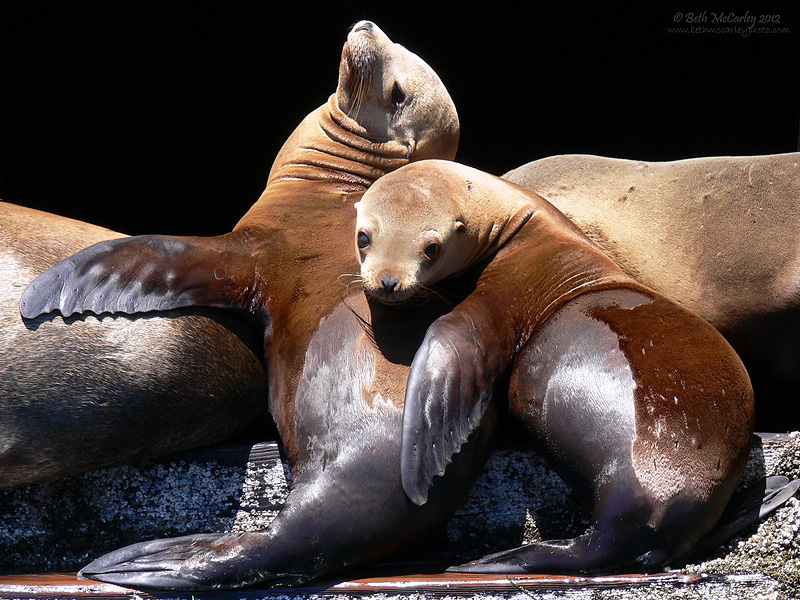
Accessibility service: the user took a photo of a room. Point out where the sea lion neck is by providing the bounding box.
[467,204,537,268]
[265,96,410,193]
[433,165,542,269]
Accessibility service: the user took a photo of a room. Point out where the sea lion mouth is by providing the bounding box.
[363,283,423,306]
[368,292,414,306]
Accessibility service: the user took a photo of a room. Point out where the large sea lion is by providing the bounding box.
[0,202,268,487]
[20,21,483,590]
[355,160,755,573]
[503,153,800,427]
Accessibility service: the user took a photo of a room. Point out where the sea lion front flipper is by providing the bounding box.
[20,232,259,319]
[402,305,511,506]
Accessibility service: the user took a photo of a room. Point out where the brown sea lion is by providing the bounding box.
[20,21,484,590]
[504,153,800,427]
[355,160,755,573]
[0,202,268,487]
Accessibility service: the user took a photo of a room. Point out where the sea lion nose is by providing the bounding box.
[381,274,399,294]
[353,21,375,34]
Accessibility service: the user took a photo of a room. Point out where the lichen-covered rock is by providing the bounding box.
[0,434,797,599]
[0,460,244,571]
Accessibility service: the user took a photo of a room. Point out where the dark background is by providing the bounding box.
[1,3,798,236]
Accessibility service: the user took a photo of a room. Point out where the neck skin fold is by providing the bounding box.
[266,95,410,193]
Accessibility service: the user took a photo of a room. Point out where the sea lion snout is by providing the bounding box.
[352,20,375,34]
[340,22,381,109]
[362,267,419,304]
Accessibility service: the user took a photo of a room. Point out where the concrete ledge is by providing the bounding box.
[0,433,797,598]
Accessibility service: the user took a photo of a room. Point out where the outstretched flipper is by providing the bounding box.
[686,474,800,561]
[447,475,800,574]
[402,302,513,506]
[20,232,259,319]
[78,532,303,590]
[80,533,258,590]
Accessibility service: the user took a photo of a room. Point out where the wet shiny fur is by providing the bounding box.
[21,22,471,589]
[356,161,754,573]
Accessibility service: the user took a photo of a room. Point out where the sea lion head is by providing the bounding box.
[354,162,478,304]
[336,21,459,161]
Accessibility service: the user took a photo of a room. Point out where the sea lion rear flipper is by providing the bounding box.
[78,532,298,590]
[402,309,508,506]
[686,474,800,561]
[78,534,219,589]
[20,233,258,319]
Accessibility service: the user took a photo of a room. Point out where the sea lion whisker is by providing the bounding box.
[345,280,366,298]
[336,272,363,286]
[359,68,374,120]
[354,75,364,120]
[336,273,366,300]
[414,285,453,308]
[353,70,370,121]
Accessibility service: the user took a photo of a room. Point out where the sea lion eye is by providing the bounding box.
[391,81,406,106]
[424,243,441,260]
[357,231,371,249]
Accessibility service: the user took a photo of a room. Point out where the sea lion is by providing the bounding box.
[0,201,268,487]
[503,153,800,428]
[355,160,755,573]
[20,21,481,590]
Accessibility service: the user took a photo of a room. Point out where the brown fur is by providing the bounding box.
[505,153,800,427]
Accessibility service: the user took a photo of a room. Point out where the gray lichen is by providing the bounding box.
[0,434,797,599]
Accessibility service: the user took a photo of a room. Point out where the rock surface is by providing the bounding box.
[0,433,797,599]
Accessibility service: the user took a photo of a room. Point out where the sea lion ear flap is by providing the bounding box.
[20,233,253,319]
[455,220,466,233]
[401,315,494,505]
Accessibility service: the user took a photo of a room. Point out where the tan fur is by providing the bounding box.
[504,153,800,332]
[356,165,536,303]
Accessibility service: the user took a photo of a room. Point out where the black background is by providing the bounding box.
[1,3,798,236]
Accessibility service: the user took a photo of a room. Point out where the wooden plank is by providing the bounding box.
[0,571,742,599]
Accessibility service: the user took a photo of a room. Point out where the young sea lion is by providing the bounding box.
[355,159,755,573]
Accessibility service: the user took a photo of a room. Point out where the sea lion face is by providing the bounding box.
[355,172,472,304]
[337,21,459,161]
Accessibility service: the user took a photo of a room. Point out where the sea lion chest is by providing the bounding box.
[238,182,367,461]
